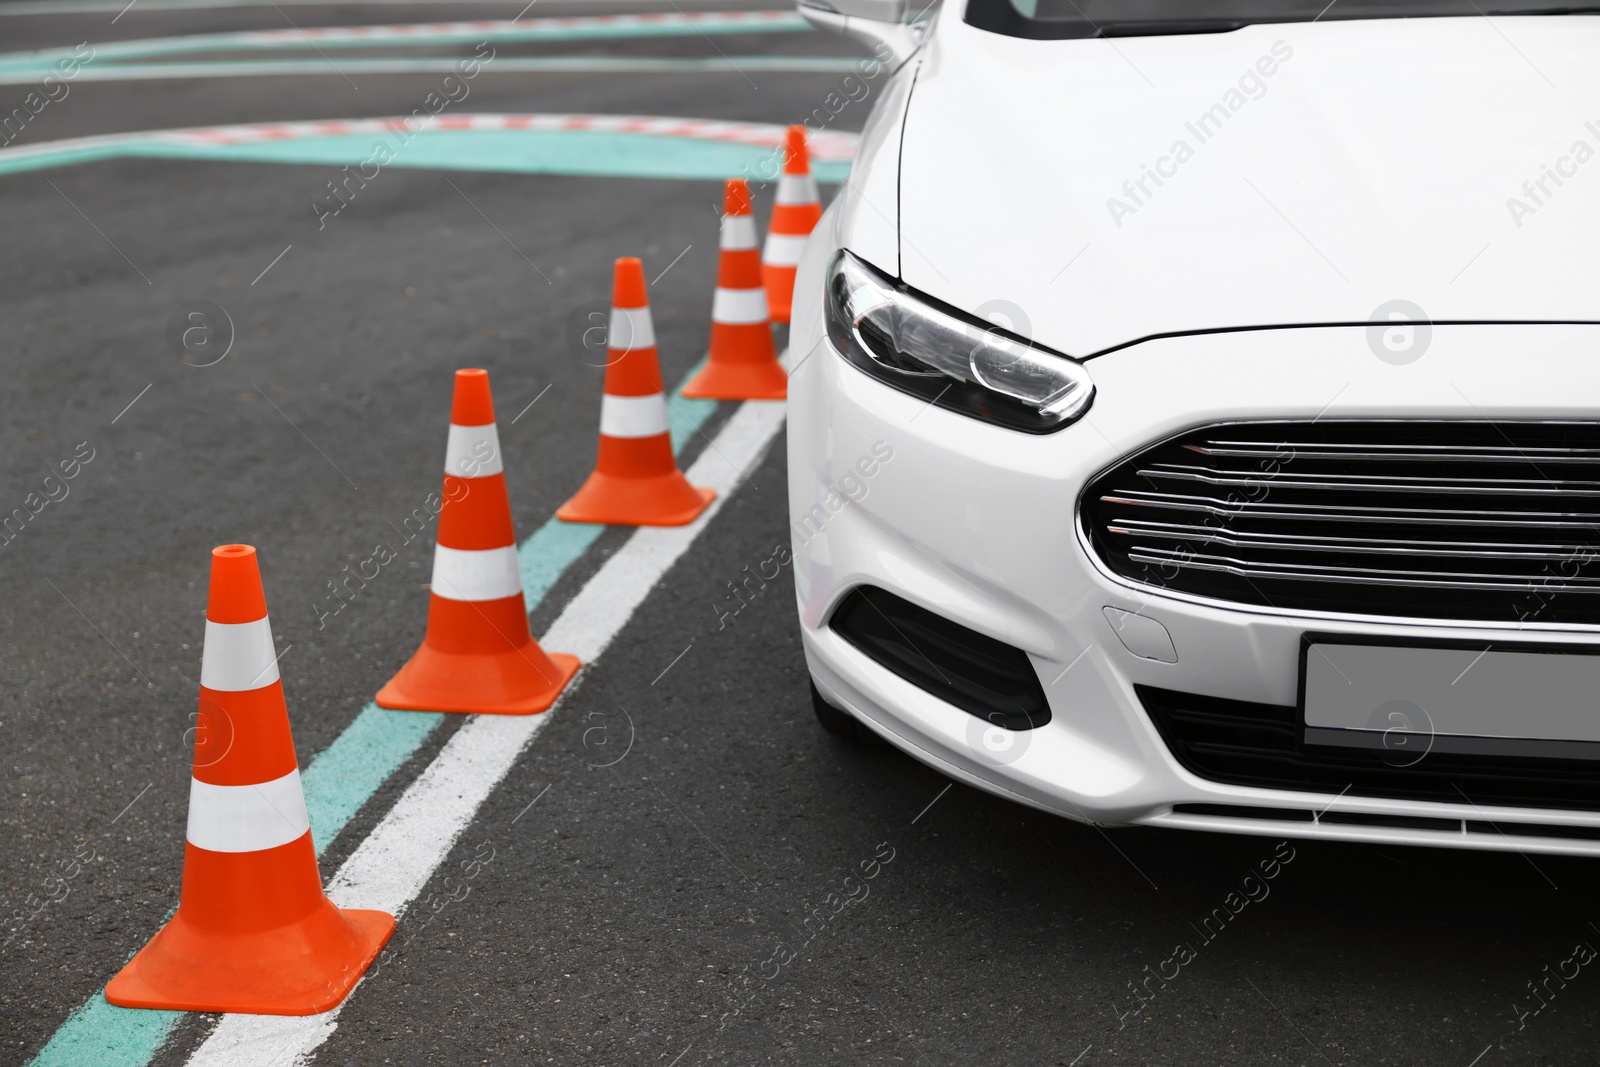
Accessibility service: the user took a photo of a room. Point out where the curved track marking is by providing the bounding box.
[0,113,858,182]
[0,54,860,85]
[0,0,760,13]
[0,11,808,75]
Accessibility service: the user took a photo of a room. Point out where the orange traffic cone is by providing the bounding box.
[681,179,788,400]
[762,126,823,324]
[106,545,393,1015]
[376,369,580,715]
[558,258,716,526]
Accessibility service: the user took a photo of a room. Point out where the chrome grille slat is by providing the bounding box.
[1191,442,1600,460]
[1123,548,1600,594]
[1106,520,1583,559]
[1083,421,1600,623]
[1137,466,1600,496]
[1099,491,1600,529]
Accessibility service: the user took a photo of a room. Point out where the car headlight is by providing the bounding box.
[824,250,1094,434]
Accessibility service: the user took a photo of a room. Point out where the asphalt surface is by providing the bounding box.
[4,2,1600,1065]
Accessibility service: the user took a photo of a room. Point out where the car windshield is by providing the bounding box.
[966,0,1599,38]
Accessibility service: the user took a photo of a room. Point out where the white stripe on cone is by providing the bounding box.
[430,544,523,602]
[444,423,503,478]
[608,306,655,351]
[713,287,770,325]
[775,174,819,205]
[200,618,280,692]
[600,393,671,438]
[762,233,809,266]
[186,769,311,853]
[720,215,758,251]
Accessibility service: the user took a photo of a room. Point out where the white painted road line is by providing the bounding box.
[184,397,787,1067]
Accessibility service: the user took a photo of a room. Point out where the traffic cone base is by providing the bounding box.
[680,361,788,401]
[378,645,581,715]
[106,837,394,1015]
[681,327,787,400]
[558,471,715,527]
[378,594,581,714]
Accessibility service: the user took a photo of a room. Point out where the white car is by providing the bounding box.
[789,0,1600,855]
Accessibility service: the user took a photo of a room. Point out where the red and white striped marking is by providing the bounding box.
[157,113,858,163]
[238,10,799,45]
[0,114,860,177]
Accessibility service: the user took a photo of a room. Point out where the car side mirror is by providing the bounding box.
[796,0,925,68]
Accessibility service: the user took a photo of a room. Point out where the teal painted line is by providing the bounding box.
[302,705,445,855]
[26,1002,182,1067]
[668,369,717,454]
[0,143,132,177]
[519,520,606,607]
[0,54,858,85]
[26,367,723,1067]
[0,12,808,74]
[0,129,853,184]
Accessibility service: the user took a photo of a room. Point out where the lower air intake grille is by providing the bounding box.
[1082,420,1600,624]
[829,586,1049,730]
[1140,686,1600,811]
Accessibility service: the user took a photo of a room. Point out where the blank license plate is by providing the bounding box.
[1303,641,1600,761]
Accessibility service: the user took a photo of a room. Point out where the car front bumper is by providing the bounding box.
[787,242,1600,857]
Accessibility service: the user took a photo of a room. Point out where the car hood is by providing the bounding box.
[897,13,1600,356]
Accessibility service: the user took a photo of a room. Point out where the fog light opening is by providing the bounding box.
[827,586,1050,731]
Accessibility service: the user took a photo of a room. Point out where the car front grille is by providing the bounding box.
[1139,686,1600,811]
[1081,421,1600,624]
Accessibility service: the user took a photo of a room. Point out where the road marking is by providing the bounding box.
[27,366,724,1067]
[0,0,762,12]
[0,55,860,85]
[0,114,858,183]
[0,10,807,73]
[187,397,787,1066]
